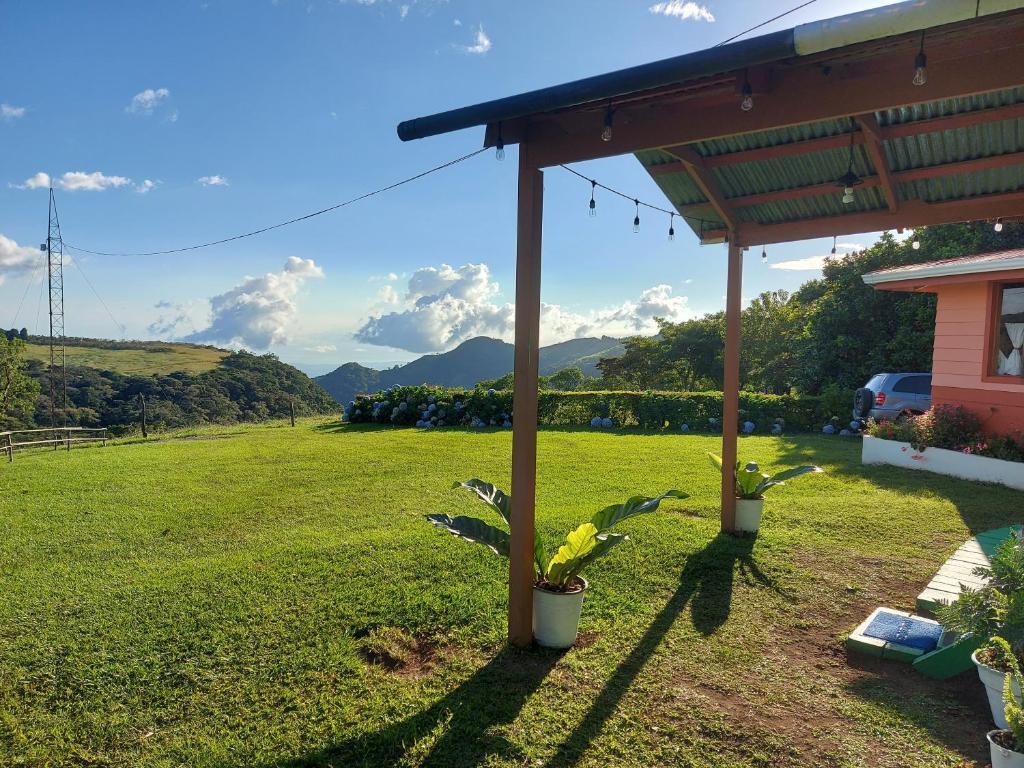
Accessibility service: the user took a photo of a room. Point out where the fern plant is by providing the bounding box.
[990,636,1024,750]
[426,479,686,592]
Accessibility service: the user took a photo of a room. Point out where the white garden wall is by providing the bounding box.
[862,436,1024,491]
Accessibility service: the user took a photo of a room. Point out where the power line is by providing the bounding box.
[64,147,489,258]
[11,261,45,328]
[715,0,819,47]
[69,259,125,338]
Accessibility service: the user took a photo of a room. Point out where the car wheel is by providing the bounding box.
[853,387,874,418]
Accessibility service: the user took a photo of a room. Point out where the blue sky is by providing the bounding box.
[1,0,900,374]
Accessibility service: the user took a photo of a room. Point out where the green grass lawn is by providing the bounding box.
[2,420,1019,767]
[24,342,228,375]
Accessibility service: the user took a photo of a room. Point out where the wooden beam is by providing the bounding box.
[721,241,742,534]
[701,190,1024,245]
[666,146,738,232]
[896,150,1024,182]
[680,177,882,215]
[509,148,544,647]
[856,114,899,212]
[528,30,1024,168]
[879,101,1024,141]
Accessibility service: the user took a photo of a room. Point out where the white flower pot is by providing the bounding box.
[735,498,764,533]
[533,578,587,649]
[975,650,1022,729]
[989,730,1024,768]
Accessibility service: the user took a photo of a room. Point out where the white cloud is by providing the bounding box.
[147,300,195,338]
[354,263,695,353]
[58,171,132,192]
[11,172,50,190]
[135,179,158,194]
[197,175,229,187]
[0,234,42,287]
[769,242,863,271]
[378,285,399,304]
[399,4,409,18]
[648,1,714,21]
[304,344,337,354]
[368,272,399,283]
[127,87,171,115]
[460,24,491,54]
[453,18,462,26]
[1,103,26,121]
[186,257,325,349]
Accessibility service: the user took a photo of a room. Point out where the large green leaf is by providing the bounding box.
[545,522,600,587]
[454,479,512,526]
[534,528,547,581]
[589,489,688,532]
[546,527,630,588]
[753,464,823,496]
[425,514,510,557]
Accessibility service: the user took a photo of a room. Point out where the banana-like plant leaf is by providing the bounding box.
[425,514,510,557]
[564,532,629,584]
[753,465,823,496]
[454,479,512,526]
[545,522,600,587]
[589,489,688,532]
[534,528,547,581]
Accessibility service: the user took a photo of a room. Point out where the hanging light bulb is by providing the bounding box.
[494,122,505,161]
[835,123,864,205]
[601,104,615,142]
[589,180,597,217]
[995,218,1004,232]
[668,213,675,241]
[633,199,640,233]
[761,246,767,263]
[912,237,921,250]
[740,79,754,112]
[912,33,927,87]
[831,236,837,255]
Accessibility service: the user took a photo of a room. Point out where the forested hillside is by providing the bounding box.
[598,222,1024,395]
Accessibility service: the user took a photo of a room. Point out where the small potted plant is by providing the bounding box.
[937,531,1024,727]
[707,454,823,534]
[427,480,686,648]
[986,636,1024,768]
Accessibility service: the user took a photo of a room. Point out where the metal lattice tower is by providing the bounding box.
[45,187,67,430]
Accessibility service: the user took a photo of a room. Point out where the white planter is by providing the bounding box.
[862,436,1024,491]
[976,650,1022,729]
[533,578,587,649]
[735,498,764,533]
[988,730,1024,768]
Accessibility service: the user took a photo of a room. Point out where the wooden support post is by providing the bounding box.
[290,398,296,427]
[140,394,148,439]
[509,147,544,647]
[721,240,743,533]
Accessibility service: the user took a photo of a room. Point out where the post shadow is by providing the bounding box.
[269,645,561,768]
[542,531,778,768]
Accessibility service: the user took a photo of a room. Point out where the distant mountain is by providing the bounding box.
[315,335,625,403]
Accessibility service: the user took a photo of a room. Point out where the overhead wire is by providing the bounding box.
[64,147,489,258]
[714,0,819,47]
[69,259,125,338]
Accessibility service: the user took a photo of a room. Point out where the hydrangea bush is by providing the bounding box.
[343,386,829,433]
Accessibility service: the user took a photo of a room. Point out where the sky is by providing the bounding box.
[1,0,904,376]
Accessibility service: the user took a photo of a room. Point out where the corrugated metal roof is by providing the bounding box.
[863,248,1024,284]
[639,89,1024,239]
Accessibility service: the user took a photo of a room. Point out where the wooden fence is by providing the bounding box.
[1,427,108,462]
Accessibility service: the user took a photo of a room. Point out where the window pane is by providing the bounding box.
[996,284,1024,377]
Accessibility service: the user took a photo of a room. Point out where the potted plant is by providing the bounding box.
[426,479,686,648]
[986,636,1024,768]
[707,454,823,534]
[937,531,1024,727]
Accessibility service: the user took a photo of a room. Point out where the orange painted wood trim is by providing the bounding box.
[721,242,742,533]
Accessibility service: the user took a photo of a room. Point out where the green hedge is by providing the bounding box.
[343,385,833,433]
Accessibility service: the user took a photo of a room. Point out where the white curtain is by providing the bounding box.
[1004,323,1024,376]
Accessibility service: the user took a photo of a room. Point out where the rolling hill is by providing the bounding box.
[315,335,625,403]
[23,337,228,376]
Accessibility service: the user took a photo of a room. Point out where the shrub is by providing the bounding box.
[914,404,983,451]
[344,386,828,432]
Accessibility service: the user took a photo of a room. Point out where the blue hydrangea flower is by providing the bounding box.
[823,424,836,434]
[680,423,689,432]
[601,417,613,428]
[591,416,602,428]
[742,421,756,434]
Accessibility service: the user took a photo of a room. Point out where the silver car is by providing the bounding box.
[852,372,932,422]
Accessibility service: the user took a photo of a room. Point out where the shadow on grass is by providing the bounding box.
[270,645,561,768]
[540,532,775,768]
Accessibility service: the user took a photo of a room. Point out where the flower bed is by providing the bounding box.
[342,385,831,433]
[866,405,1024,463]
[862,435,1024,490]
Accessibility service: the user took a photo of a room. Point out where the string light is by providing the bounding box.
[761,246,768,263]
[831,235,837,255]
[836,125,863,205]
[912,32,927,87]
[633,199,640,233]
[995,218,1004,232]
[495,122,505,161]
[740,73,754,112]
[589,180,597,217]
[668,213,675,241]
[601,104,615,142]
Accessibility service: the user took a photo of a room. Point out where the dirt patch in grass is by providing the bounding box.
[358,627,441,678]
